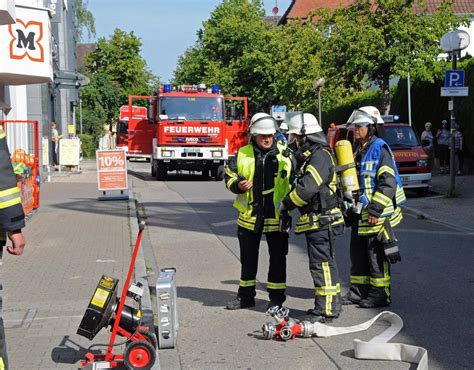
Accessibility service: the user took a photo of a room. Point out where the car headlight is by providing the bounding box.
[416,159,428,167]
[161,150,174,158]
[212,151,223,158]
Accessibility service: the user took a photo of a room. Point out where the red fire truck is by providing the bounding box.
[116,105,153,160]
[129,84,248,181]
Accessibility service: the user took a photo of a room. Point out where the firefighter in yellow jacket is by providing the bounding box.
[0,125,27,370]
[280,113,344,323]
[224,113,293,310]
[343,106,405,308]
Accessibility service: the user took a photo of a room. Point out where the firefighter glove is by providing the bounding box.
[383,241,401,264]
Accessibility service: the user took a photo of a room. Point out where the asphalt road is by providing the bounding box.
[129,161,473,370]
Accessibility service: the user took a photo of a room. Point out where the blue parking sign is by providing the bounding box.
[445,70,464,87]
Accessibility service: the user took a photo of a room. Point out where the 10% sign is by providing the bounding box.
[96,150,128,191]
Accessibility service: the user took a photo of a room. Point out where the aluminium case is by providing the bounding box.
[155,267,178,349]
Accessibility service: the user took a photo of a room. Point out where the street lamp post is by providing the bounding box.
[440,30,470,196]
[312,78,325,127]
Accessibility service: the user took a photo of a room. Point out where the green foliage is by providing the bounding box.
[391,57,474,158]
[79,29,158,136]
[75,0,95,41]
[174,0,274,110]
[78,134,97,159]
[317,0,466,113]
[86,29,158,100]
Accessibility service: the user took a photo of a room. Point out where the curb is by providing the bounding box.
[402,205,474,233]
[128,175,160,370]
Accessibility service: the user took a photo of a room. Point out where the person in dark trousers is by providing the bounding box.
[343,106,406,308]
[0,125,27,370]
[280,113,344,323]
[225,113,293,310]
[436,120,450,174]
[452,124,463,176]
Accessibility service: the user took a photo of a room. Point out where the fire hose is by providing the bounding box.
[262,306,428,369]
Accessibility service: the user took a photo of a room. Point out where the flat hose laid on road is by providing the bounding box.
[263,310,428,369]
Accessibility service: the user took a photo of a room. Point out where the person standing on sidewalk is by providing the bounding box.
[452,124,463,176]
[436,120,450,174]
[51,122,61,168]
[421,122,434,170]
[224,113,293,310]
[280,113,344,323]
[0,125,26,370]
[343,106,406,309]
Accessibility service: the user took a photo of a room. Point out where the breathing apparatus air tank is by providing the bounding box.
[335,140,359,199]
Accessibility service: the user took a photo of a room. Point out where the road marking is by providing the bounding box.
[96,259,116,263]
[5,315,83,323]
[212,220,235,227]
[397,228,474,236]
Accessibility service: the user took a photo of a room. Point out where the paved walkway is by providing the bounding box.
[405,172,474,231]
[3,161,135,369]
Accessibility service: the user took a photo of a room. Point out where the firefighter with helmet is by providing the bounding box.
[224,112,293,310]
[0,125,27,369]
[280,113,344,323]
[343,106,406,308]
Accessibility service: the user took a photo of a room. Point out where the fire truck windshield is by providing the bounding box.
[160,97,224,121]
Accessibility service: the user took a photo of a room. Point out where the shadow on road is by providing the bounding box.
[51,335,103,365]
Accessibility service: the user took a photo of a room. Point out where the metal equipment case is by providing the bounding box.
[156,268,178,349]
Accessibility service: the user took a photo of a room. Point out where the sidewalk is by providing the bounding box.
[2,161,139,369]
[404,172,474,232]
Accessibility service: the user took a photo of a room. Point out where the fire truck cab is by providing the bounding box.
[146,84,248,181]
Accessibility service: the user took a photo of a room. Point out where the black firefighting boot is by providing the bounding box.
[300,308,338,324]
[226,296,255,310]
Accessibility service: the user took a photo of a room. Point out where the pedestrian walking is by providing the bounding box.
[436,120,450,174]
[420,122,434,169]
[0,125,27,370]
[98,127,113,150]
[452,124,463,176]
[280,113,344,323]
[224,113,293,310]
[343,106,406,309]
[51,121,61,167]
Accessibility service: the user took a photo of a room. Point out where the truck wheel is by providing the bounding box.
[215,164,225,181]
[416,187,429,197]
[151,160,157,177]
[156,161,167,181]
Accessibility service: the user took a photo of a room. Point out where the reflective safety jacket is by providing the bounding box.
[0,127,25,232]
[356,137,406,235]
[282,142,343,234]
[225,143,293,233]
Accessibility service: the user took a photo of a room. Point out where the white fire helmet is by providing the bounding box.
[249,113,277,135]
[280,121,289,131]
[287,113,322,135]
[347,106,384,126]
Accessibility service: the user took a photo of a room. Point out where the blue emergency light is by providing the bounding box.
[212,84,220,94]
[163,84,171,93]
[393,115,400,121]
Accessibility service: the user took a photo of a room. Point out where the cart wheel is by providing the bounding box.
[138,327,158,349]
[124,340,156,369]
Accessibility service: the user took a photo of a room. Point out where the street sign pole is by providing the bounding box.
[448,53,457,197]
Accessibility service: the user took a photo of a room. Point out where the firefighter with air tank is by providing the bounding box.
[280,113,344,323]
[342,106,406,308]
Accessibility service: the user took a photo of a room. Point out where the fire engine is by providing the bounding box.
[115,105,153,160]
[130,84,248,181]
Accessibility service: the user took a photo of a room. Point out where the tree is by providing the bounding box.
[75,0,96,41]
[174,0,274,110]
[79,29,158,136]
[311,0,466,113]
[85,29,158,100]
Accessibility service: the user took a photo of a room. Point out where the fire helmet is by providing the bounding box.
[249,113,277,135]
[287,113,322,135]
[347,106,384,126]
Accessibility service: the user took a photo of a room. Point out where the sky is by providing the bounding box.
[87,0,292,83]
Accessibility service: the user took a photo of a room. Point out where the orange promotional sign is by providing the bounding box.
[96,150,128,191]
